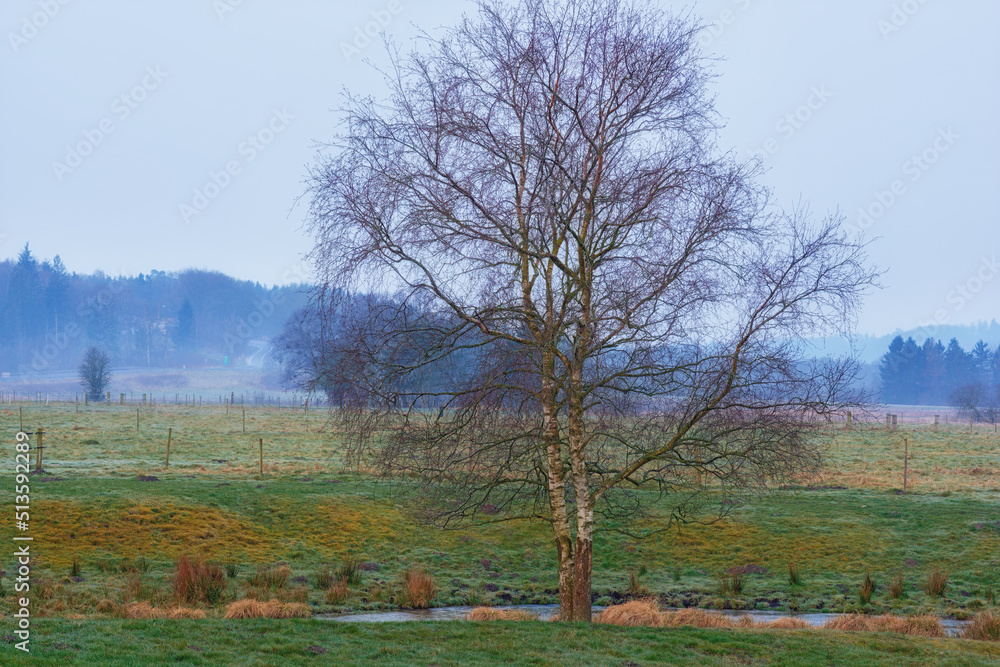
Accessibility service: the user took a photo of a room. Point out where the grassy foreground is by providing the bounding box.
[2,619,1000,666]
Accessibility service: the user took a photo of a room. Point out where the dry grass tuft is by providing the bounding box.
[963,611,1000,642]
[925,568,948,597]
[247,563,292,591]
[119,602,167,619]
[662,608,737,629]
[399,568,436,609]
[889,572,905,599]
[467,607,540,622]
[167,606,208,619]
[173,555,225,605]
[762,617,812,630]
[859,573,876,605]
[824,613,944,637]
[595,600,662,627]
[223,599,311,619]
[324,579,350,605]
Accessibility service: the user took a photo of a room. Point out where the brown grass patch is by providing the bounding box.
[467,607,540,621]
[167,606,208,619]
[399,568,436,609]
[119,602,167,619]
[223,599,312,619]
[963,611,1000,642]
[324,579,350,605]
[247,563,292,590]
[662,608,737,629]
[596,600,662,627]
[762,617,813,630]
[925,568,948,597]
[824,613,944,637]
[173,555,225,605]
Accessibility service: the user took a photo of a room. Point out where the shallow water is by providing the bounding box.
[317,604,969,637]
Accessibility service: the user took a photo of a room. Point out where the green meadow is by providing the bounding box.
[1,403,998,664]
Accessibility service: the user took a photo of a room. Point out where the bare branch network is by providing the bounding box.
[301,0,877,621]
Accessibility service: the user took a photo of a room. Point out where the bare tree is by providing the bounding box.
[305,0,877,621]
[951,383,1000,424]
[79,345,112,400]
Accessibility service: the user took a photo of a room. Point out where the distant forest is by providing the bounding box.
[879,335,1000,406]
[3,243,997,411]
[0,244,308,373]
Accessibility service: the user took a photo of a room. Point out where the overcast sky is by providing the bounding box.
[2,0,997,336]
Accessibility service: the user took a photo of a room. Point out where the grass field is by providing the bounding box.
[1,402,998,663]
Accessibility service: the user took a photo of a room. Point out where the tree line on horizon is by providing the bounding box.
[879,334,1000,407]
[0,244,308,373]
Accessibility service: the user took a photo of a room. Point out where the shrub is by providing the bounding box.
[596,600,661,627]
[859,573,875,605]
[223,599,311,619]
[224,563,239,579]
[248,564,292,591]
[467,607,539,621]
[716,571,744,596]
[314,565,336,590]
[324,579,350,605]
[925,568,948,597]
[963,611,1000,642]
[173,555,226,605]
[731,572,745,595]
[627,569,649,597]
[335,560,361,586]
[787,563,801,586]
[672,567,681,582]
[399,568,436,609]
[889,572,905,599]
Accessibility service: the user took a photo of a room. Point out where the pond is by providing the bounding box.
[317,604,969,637]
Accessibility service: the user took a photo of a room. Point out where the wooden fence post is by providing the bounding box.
[34,427,44,472]
[242,409,246,434]
[903,438,909,494]
[136,408,140,432]
[166,427,172,468]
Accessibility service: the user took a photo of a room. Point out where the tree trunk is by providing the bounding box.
[572,532,593,621]
[543,389,575,621]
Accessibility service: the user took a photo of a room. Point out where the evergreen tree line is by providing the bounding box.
[879,334,1000,406]
[0,244,309,373]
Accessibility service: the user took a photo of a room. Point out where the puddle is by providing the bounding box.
[317,604,969,636]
